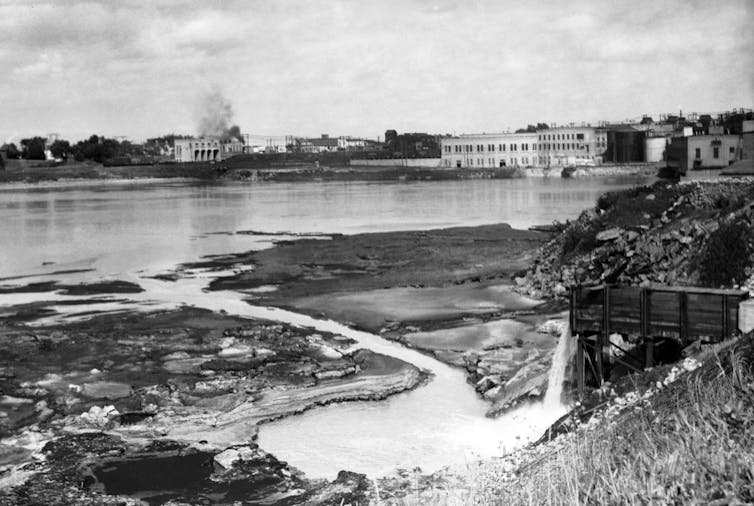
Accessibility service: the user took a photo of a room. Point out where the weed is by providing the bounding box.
[699,219,754,287]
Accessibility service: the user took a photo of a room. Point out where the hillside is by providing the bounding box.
[515,178,754,299]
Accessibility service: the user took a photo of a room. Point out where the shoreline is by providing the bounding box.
[0,159,668,187]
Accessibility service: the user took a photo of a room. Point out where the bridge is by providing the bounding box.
[569,284,751,397]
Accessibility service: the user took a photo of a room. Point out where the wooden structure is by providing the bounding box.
[570,284,749,397]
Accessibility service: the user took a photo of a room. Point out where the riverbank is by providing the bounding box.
[0,306,425,504]
[1,156,665,186]
[374,177,754,504]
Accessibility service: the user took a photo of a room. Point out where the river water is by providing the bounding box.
[0,176,656,478]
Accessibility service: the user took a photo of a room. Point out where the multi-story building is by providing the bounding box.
[440,132,539,168]
[536,126,606,166]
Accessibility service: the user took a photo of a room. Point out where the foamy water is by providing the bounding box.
[544,325,573,409]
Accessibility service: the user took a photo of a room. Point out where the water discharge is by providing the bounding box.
[543,324,573,410]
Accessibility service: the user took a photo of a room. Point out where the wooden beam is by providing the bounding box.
[577,335,585,399]
[641,287,653,368]
[598,285,610,385]
[679,291,688,344]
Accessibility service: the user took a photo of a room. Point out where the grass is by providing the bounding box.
[379,338,754,505]
[463,338,754,505]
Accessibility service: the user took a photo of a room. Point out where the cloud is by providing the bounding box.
[0,0,751,142]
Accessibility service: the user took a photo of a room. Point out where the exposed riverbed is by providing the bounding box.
[0,177,660,497]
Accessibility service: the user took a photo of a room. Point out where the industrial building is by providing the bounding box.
[536,126,607,166]
[174,137,245,162]
[665,134,743,174]
[440,132,539,168]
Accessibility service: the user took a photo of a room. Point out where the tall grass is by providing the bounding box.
[461,341,754,505]
[378,340,754,505]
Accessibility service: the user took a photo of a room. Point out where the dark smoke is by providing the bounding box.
[197,87,242,140]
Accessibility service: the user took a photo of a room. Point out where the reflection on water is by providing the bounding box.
[0,177,653,279]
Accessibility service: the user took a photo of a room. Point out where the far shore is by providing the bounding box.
[0,157,664,185]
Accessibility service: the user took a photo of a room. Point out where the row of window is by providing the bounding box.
[445,143,537,153]
[695,146,736,159]
[539,133,588,141]
[446,141,609,153]
[465,156,531,166]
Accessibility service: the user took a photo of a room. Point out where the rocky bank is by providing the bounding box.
[0,307,425,504]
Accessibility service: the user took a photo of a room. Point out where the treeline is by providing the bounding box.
[1,134,191,163]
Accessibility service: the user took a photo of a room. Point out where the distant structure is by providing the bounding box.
[440,132,538,168]
[174,136,245,162]
[664,109,754,174]
[441,126,606,168]
[537,126,607,167]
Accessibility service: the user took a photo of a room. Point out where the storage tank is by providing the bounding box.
[644,137,668,163]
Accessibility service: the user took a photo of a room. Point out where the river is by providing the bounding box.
[0,176,657,478]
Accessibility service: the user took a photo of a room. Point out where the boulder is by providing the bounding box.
[596,228,623,242]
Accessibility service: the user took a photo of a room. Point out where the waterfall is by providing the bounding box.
[543,323,572,409]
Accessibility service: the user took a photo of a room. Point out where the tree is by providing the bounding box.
[49,139,71,160]
[3,143,21,159]
[20,137,47,160]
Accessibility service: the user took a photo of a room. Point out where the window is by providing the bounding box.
[695,148,701,158]
[502,144,506,151]
[713,147,719,159]
[469,159,473,166]
[730,146,735,154]
[576,133,584,140]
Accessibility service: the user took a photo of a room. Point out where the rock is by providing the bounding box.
[483,385,502,399]
[213,445,256,469]
[313,365,358,380]
[645,194,656,200]
[79,405,120,428]
[218,344,255,358]
[81,381,131,400]
[596,228,623,242]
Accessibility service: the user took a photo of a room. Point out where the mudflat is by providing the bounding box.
[0,306,425,504]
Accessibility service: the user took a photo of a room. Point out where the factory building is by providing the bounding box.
[440,132,539,168]
[174,137,245,162]
[536,126,606,166]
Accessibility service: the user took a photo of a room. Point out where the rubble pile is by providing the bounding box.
[515,179,754,299]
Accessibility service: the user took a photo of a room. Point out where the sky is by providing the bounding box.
[1,0,753,143]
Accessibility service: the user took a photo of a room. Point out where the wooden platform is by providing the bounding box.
[569,284,749,397]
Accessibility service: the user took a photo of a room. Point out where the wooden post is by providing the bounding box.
[722,294,729,339]
[598,285,610,385]
[679,291,688,345]
[577,336,585,399]
[641,287,653,368]
[569,286,577,334]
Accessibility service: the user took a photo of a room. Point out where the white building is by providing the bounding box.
[174,137,245,162]
[536,126,606,166]
[337,136,368,151]
[440,132,539,168]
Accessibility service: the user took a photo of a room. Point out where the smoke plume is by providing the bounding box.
[197,87,241,140]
